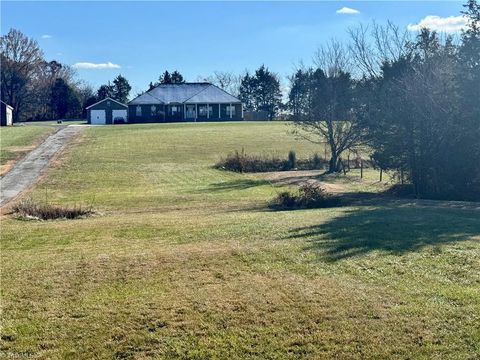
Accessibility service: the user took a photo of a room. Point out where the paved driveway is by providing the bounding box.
[0,125,85,207]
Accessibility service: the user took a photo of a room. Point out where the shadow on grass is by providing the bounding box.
[287,206,480,261]
[198,178,270,193]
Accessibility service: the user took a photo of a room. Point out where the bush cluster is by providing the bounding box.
[270,183,340,210]
[12,198,94,220]
[216,149,326,173]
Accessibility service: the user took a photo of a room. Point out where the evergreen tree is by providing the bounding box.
[112,74,131,103]
[97,83,114,100]
[287,69,312,120]
[170,70,185,83]
[49,78,80,119]
[238,72,256,111]
[159,71,172,84]
[239,65,282,119]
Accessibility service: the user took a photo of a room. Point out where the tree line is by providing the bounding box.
[0,29,136,121]
[290,0,480,200]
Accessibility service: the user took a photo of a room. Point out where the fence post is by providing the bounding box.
[360,159,363,179]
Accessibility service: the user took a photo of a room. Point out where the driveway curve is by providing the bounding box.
[0,125,85,207]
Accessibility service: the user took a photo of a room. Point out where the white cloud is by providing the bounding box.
[41,34,52,39]
[336,7,360,15]
[73,61,121,69]
[408,15,467,33]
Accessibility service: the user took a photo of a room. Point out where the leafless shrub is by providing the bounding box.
[12,198,94,220]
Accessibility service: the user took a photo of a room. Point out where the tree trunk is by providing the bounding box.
[328,152,341,173]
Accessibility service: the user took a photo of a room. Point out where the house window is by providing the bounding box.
[199,105,213,117]
[136,106,142,116]
[151,105,156,116]
[107,101,111,106]
[171,106,178,113]
[226,105,236,116]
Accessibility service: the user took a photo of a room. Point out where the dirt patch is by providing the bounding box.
[0,160,15,177]
[259,170,346,193]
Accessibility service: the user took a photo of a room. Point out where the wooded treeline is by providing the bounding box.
[0,29,132,121]
[289,0,480,200]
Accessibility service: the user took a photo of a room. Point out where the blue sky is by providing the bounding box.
[1,1,465,95]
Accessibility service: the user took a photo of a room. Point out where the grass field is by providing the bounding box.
[1,122,479,359]
[0,125,55,170]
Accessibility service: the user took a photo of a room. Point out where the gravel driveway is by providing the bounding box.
[0,125,85,207]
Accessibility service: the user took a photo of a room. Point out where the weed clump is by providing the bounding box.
[12,198,94,220]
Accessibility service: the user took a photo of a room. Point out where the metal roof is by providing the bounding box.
[128,83,241,105]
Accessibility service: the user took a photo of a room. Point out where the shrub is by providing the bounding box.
[287,150,297,170]
[272,191,298,209]
[270,183,340,210]
[312,153,323,169]
[216,150,327,173]
[216,149,286,173]
[12,198,94,220]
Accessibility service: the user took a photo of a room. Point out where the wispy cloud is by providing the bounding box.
[336,7,360,15]
[408,15,467,33]
[41,34,52,39]
[73,62,121,69]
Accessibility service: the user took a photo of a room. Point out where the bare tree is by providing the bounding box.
[200,71,242,96]
[348,21,411,77]
[0,28,44,120]
[314,39,352,77]
[293,41,367,172]
[32,61,77,119]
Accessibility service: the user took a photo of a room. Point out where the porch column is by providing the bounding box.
[195,104,197,122]
[184,104,186,120]
[218,104,221,119]
[207,104,210,120]
[241,104,244,119]
[229,103,232,119]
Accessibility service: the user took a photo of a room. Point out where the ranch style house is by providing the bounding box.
[128,82,243,123]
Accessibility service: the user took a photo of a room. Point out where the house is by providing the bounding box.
[0,101,14,126]
[86,97,128,125]
[128,83,243,123]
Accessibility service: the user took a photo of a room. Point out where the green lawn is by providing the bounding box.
[1,122,479,359]
[0,125,56,168]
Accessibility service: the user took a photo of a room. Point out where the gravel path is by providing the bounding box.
[0,125,85,207]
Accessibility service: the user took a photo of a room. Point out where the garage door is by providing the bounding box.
[91,110,106,125]
[112,109,127,123]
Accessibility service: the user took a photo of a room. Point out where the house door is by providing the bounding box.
[186,105,195,119]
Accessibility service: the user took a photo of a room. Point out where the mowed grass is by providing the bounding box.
[1,122,479,359]
[0,125,55,167]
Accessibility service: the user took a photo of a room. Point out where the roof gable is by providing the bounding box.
[0,100,13,110]
[185,84,241,104]
[86,97,127,109]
